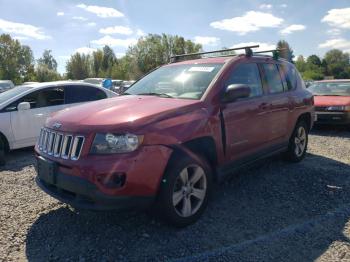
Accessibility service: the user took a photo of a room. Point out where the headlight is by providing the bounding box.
[327,106,350,111]
[90,133,144,154]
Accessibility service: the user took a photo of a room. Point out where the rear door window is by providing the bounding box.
[262,64,284,94]
[278,64,298,90]
[65,85,107,104]
[226,63,263,98]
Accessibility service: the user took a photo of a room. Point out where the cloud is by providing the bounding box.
[193,36,220,46]
[57,12,64,16]
[280,4,287,8]
[0,18,50,40]
[99,26,133,35]
[319,38,350,52]
[322,8,350,29]
[280,24,306,35]
[136,29,146,36]
[259,4,272,9]
[91,35,137,47]
[87,22,97,27]
[76,3,124,18]
[231,42,276,53]
[73,16,88,21]
[210,11,283,35]
[75,47,97,55]
[12,36,29,40]
[327,28,341,36]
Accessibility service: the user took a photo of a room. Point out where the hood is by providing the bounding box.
[46,95,202,132]
[314,95,350,107]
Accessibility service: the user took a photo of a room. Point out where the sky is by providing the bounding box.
[0,0,350,74]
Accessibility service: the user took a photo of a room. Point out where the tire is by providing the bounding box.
[156,153,212,227]
[0,137,5,166]
[285,120,308,162]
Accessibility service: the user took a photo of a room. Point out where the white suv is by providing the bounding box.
[0,81,116,165]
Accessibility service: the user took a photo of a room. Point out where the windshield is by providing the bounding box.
[308,82,350,96]
[0,86,31,104]
[125,63,223,100]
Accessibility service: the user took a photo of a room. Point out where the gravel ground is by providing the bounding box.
[0,126,350,262]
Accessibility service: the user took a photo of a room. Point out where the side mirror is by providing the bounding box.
[17,102,31,111]
[222,84,251,103]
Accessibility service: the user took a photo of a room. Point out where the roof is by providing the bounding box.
[18,80,101,90]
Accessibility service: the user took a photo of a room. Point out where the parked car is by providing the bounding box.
[22,81,39,85]
[0,81,116,165]
[309,80,350,126]
[35,47,314,227]
[83,78,104,86]
[110,79,123,93]
[0,80,15,93]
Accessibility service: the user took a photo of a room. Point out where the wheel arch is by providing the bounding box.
[164,136,218,181]
[0,132,10,152]
[296,112,312,131]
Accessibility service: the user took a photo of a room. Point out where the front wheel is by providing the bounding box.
[285,121,308,162]
[156,154,212,227]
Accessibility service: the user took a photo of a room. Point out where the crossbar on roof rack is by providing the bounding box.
[254,48,287,60]
[254,48,287,54]
[170,45,259,63]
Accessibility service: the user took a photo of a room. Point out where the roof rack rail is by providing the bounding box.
[170,45,259,63]
[254,48,287,60]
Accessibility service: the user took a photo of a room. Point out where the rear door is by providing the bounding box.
[221,63,270,162]
[9,87,65,148]
[260,63,289,144]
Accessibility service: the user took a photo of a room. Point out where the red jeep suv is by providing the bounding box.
[35,46,314,227]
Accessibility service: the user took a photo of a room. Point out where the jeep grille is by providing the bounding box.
[38,128,85,161]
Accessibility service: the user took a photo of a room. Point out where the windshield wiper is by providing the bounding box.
[137,92,174,98]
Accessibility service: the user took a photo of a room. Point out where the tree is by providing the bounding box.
[35,64,61,82]
[92,49,104,77]
[323,49,350,79]
[37,50,57,71]
[277,40,294,62]
[36,49,60,82]
[126,33,202,78]
[66,53,92,79]
[295,55,306,72]
[102,45,116,75]
[0,34,35,84]
[306,55,322,67]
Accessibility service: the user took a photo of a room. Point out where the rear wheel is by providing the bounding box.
[156,154,212,227]
[285,121,308,162]
[0,137,6,166]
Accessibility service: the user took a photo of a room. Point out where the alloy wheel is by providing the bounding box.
[172,165,207,218]
[294,126,307,157]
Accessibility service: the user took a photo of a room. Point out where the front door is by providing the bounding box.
[221,63,269,163]
[9,87,65,148]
